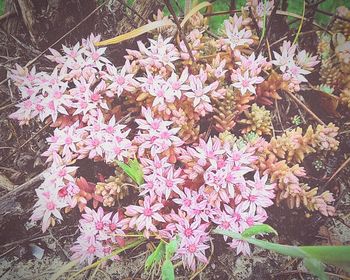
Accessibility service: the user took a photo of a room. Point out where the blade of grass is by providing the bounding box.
[293,0,305,45]
[50,260,79,280]
[95,19,173,47]
[276,10,331,34]
[259,0,267,43]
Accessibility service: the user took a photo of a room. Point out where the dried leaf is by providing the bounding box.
[95,19,174,47]
[180,1,211,28]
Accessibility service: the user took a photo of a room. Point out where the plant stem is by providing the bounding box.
[163,0,195,63]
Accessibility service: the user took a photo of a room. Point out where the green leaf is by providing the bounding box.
[304,258,328,280]
[213,228,306,258]
[161,259,175,280]
[165,239,178,259]
[299,246,350,271]
[145,241,166,270]
[213,228,242,240]
[116,158,144,185]
[241,224,278,238]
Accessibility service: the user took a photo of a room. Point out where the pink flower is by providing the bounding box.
[157,166,185,199]
[237,171,275,213]
[175,235,210,271]
[229,239,251,255]
[231,70,263,95]
[106,60,138,97]
[80,207,112,236]
[185,75,218,115]
[124,195,165,238]
[272,41,296,72]
[85,45,111,70]
[31,188,67,232]
[223,16,253,49]
[166,67,190,98]
[71,235,104,264]
[137,35,180,70]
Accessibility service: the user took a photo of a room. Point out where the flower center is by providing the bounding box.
[36,104,44,111]
[172,81,180,90]
[109,223,117,231]
[255,182,263,190]
[242,79,249,87]
[58,169,67,177]
[246,217,254,226]
[222,221,230,229]
[87,245,96,254]
[114,147,121,155]
[184,228,193,237]
[54,91,62,99]
[232,152,241,161]
[92,52,100,61]
[156,89,164,97]
[188,244,197,253]
[91,93,100,102]
[96,221,104,230]
[166,180,173,188]
[116,76,125,85]
[160,131,170,139]
[248,195,257,202]
[184,199,191,207]
[143,208,153,217]
[65,137,72,145]
[46,201,56,210]
[91,139,100,147]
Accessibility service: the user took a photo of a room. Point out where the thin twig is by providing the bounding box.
[202,9,240,17]
[0,11,15,22]
[275,99,284,131]
[115,0,147,24]
[325,157,350,187]
[284,90,325,125]
[270,30,316,48]
[163,0,195,63]
[316,8,350,23]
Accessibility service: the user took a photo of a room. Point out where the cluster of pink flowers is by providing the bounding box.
[71,207,126,264]
[273,41,319,91]
[8,0,327,273]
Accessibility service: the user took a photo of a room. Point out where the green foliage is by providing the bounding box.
[145,241,166,270]
[161,259,175,280]
[165,239,178,259]
[291,115,302,125]
[0,0,5,16]
[241,224,278,238]
[116,158,144,185]
[163,0,350,33]
[145,238,179,280]
[304,258,327,280]
[214,224,350,279]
